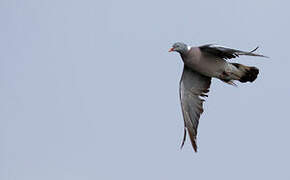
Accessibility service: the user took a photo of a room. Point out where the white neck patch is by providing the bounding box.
[187,46,191,51]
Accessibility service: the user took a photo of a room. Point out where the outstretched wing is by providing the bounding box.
[199,44,268,60]
[179,66,211,152]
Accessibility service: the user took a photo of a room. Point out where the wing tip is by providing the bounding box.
[250,46,259,53]
[180,128,186,150]
[250,46,269,58]
[187,128,198,153]
[180,128,198,153]
[192,141,198,152]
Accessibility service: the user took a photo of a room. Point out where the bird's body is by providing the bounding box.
[181,45,261,84]
[181,46,228,78]
[169,42,267,152]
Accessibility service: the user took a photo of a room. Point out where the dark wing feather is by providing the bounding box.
[199,44,268,60]
[179,66,211,152]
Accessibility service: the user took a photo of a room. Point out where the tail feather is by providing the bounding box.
[231,63,259,83]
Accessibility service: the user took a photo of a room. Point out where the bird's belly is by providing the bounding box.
[186,58,227,78]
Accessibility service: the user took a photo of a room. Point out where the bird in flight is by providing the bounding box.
[169,42,267,152]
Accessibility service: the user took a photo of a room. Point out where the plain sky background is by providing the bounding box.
[0,0,289,179]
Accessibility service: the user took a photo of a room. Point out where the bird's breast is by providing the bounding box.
[183,54,227,78]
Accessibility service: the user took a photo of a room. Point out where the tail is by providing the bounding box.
[231,63,259,83]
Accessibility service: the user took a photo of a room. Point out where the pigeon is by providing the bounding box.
[169,42,267,152]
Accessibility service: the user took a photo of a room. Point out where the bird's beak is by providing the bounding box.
[168,48,174,52]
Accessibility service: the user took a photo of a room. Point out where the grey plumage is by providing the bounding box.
[199,44,268,59]
[169,42,267,152]
[179,66,211,152]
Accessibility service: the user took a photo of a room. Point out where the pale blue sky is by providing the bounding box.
[0,0,289,179]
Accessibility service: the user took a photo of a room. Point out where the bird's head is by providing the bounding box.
[169,42,189,54]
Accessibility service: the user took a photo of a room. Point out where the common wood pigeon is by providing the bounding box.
[169,42,267,152]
